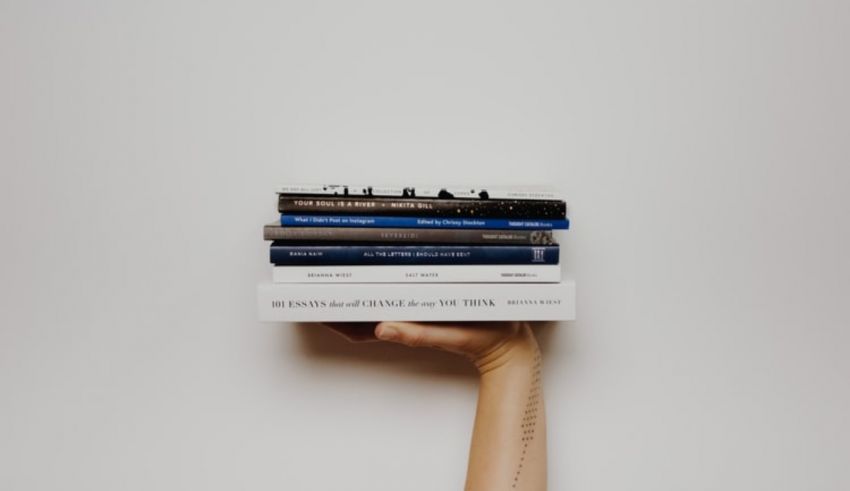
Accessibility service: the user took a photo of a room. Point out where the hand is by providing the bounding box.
[324,321,539,374]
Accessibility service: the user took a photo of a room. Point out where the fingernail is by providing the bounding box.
[377,324,398,341]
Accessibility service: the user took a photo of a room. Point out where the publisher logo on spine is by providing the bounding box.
[531,247,545,263]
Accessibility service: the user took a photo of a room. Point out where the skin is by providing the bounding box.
[326,321,546,491]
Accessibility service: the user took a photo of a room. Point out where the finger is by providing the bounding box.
[323,322,380,343]
[374,321,474,353]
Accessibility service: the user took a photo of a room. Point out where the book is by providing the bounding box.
[257,280,576,321]
[280,214,570,230]
[277,184,562,201]
[270,243,559,265]
[263,224,556,245]
[278,196,566,219]
[272,264,562,283]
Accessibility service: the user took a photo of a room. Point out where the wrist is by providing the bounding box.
[472,324,540,376]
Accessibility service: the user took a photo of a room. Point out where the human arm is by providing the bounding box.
[327,321,546,491]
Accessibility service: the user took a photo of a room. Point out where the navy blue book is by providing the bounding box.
[269,243,560,265]
[280,214,569,230]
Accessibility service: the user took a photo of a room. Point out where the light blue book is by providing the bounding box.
[280,214,569,230]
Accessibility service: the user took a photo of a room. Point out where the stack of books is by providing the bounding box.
[257,184,576,322]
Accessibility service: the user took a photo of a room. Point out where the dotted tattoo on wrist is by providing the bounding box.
[513,350,542,489]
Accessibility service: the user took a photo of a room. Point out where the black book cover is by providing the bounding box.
[278,196,566,219]
[263,224,556,245]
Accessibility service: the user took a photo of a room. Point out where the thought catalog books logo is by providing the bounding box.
[532,247,545,263]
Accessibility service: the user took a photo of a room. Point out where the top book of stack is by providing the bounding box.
[275,184,569,231]
[277,184,564,201]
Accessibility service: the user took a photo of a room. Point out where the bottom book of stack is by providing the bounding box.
[257,280,576,322]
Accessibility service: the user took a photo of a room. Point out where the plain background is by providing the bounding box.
[1,1,848,489]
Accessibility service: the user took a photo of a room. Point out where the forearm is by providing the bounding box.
[465,327,546,491]
[365,320,547,489]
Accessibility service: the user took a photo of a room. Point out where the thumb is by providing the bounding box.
[374,321,470,353]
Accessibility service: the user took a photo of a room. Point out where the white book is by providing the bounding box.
[257,280,576,322]
[276,184,562,201]
[272,265,561,283]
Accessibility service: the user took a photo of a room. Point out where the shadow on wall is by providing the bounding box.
[288,322,559,380]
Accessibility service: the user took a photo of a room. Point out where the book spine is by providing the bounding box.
[263,226,556,245]
[280,214,570,230]
[278,196,566,219]
[272,265,561,283]
[257,281,576,321]
[269,244,559,265]
[276,184,563,201]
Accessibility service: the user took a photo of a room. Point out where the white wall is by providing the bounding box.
[1,1,848,490]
